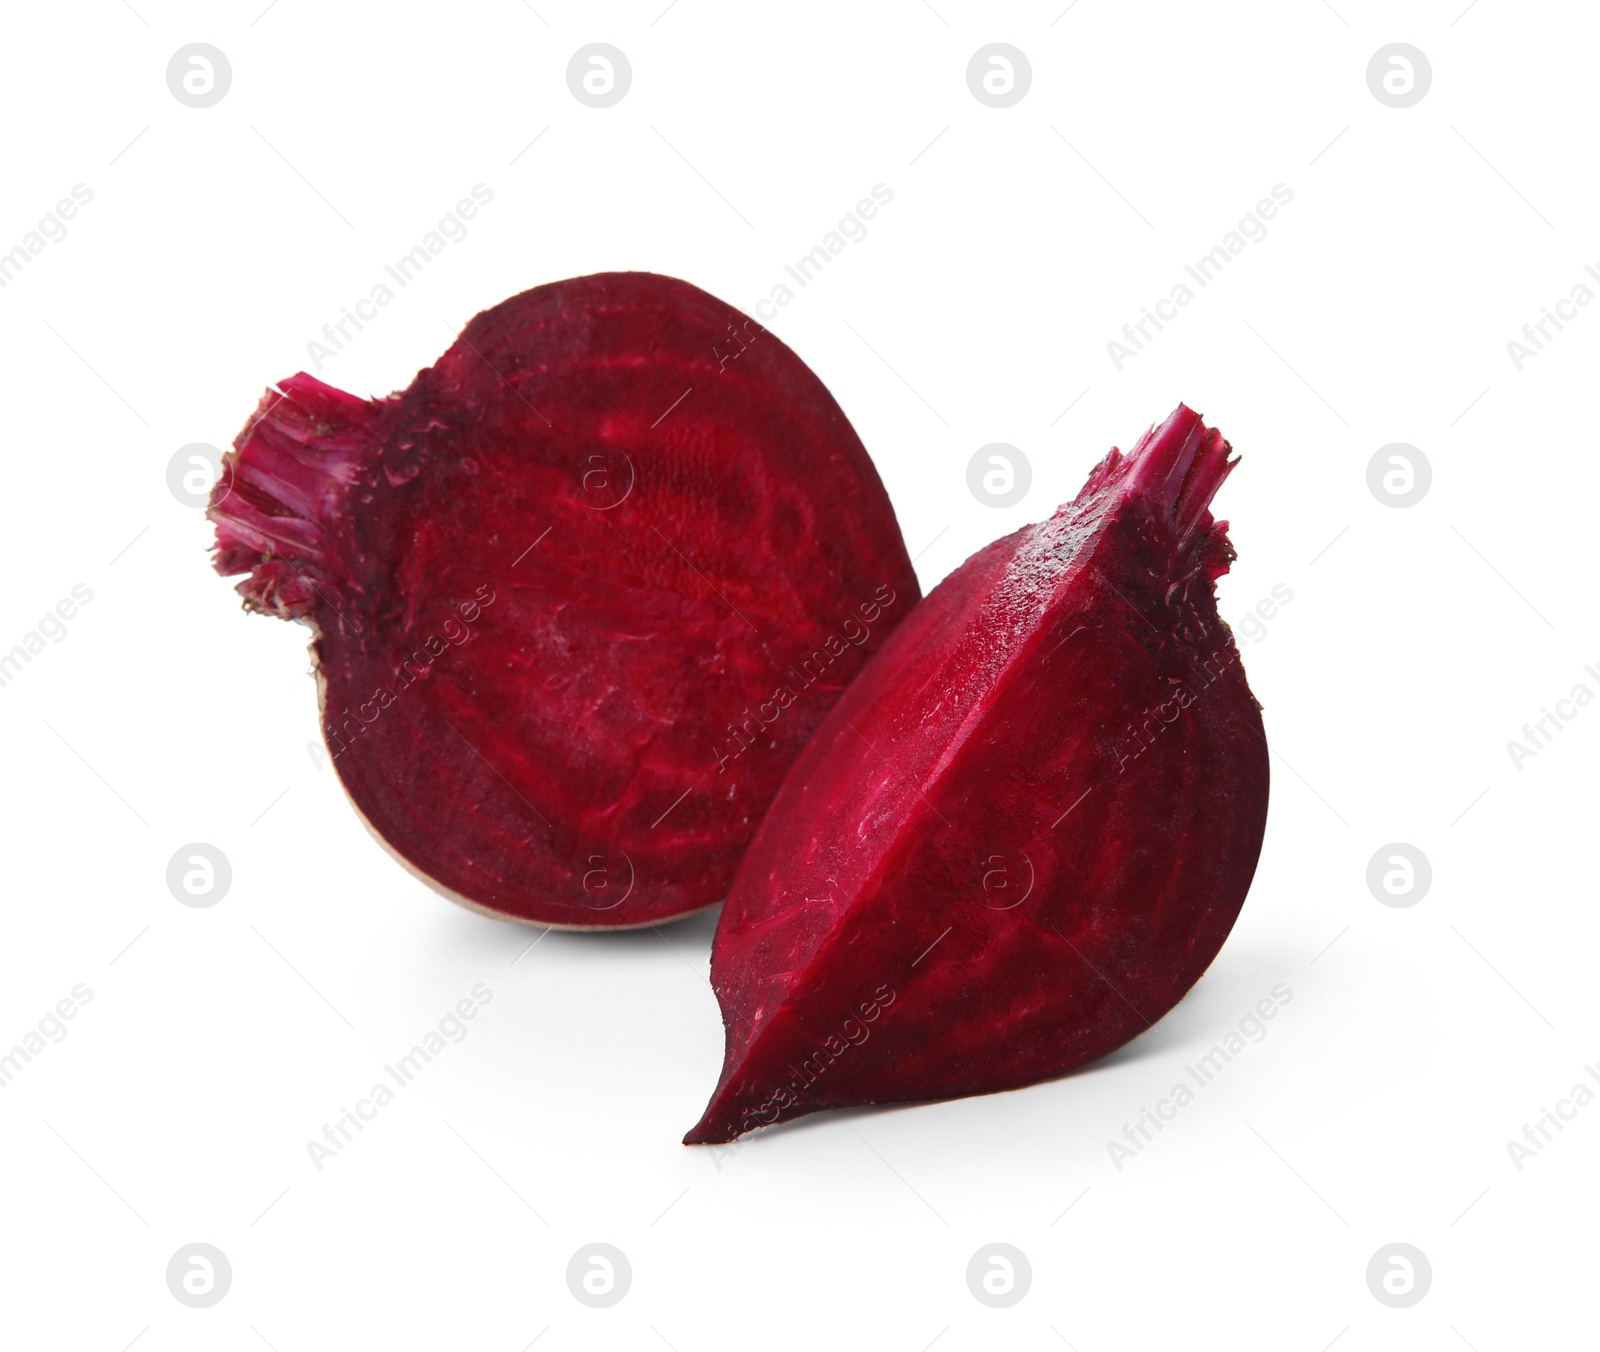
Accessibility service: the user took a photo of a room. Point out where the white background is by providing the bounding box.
[1,1,1594,1347]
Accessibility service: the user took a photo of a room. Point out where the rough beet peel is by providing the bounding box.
[686,406,1269,1142]
[209,273,920,928]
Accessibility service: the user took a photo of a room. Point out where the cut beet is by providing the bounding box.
[685,405,1268,1142]
[209,273,919,928]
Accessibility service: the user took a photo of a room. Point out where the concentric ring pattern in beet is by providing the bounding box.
[209,272,920,927]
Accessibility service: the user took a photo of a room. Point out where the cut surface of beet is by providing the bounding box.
[209,273,919,928]
[686,405,1268,1142]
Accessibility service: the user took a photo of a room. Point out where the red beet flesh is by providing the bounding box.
[686,405,1268,1142]
[209,273,919,928]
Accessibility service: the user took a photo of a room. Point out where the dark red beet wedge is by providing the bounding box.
[209,273,919,928]
[685,405,1268,1142]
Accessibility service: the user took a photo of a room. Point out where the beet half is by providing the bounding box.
[209,273,919,928]
[686,405,1269,1142]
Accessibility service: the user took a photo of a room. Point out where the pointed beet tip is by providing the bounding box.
[682,1115,736,1146]
[683,1081,755,1144]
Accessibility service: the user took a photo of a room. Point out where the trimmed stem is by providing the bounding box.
[209,373,381,622]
